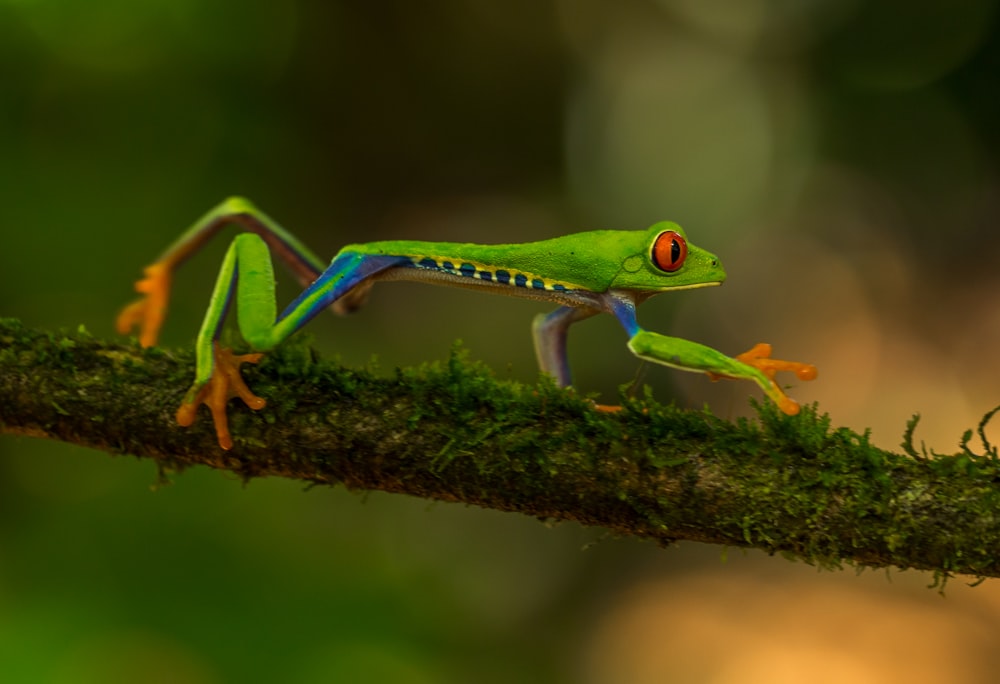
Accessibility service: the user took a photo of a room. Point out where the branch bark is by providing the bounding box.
[2,317,999,582]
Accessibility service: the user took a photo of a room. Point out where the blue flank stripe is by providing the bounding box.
[514,274,527,287]
[496,270,511,284]
[479,271,492,281]
[459,263,476,277]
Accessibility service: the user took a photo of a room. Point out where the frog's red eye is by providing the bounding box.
[651,230,687,272]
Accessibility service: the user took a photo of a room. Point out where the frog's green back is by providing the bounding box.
[347,222,724,295]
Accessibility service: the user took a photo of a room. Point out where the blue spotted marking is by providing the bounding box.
[410,257,573,292]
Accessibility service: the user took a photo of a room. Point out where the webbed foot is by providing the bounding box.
[116,263,171,348]
[722,342,818,415]
[176,343,267,450]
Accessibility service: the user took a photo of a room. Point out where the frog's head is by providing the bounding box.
[609,221,726,293]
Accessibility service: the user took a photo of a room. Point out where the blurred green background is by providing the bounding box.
[4,1,1000,682]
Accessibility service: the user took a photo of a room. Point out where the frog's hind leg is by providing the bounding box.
[180,234,408,449]
[117,197,329,348]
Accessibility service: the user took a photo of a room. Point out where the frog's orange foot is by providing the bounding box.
[115,263,172,348]
[176,344,266,450]
[735,342,818,382]
[729,342,817,416]
[591,401,652,415]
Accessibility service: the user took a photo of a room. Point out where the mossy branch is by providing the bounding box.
[3,317,1000,583]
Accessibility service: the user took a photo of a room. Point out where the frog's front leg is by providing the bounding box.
[532,305,599,387]
[605,292,816,415]
[627,331,815,414]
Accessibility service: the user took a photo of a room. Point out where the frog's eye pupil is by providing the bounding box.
[651,231,687,272]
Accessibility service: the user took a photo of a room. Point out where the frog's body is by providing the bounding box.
[118,197,816,449]
[352,227,722,294]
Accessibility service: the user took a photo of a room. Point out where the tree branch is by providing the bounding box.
[2,317,999,582]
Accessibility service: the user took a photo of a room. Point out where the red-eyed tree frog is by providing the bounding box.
[117,197,817,449]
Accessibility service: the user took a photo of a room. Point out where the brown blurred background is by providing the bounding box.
[3,1,1000,682]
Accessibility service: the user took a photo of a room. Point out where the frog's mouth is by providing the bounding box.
[669,280,723,290]
[652,279,724,297]
[627,279,721,306]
